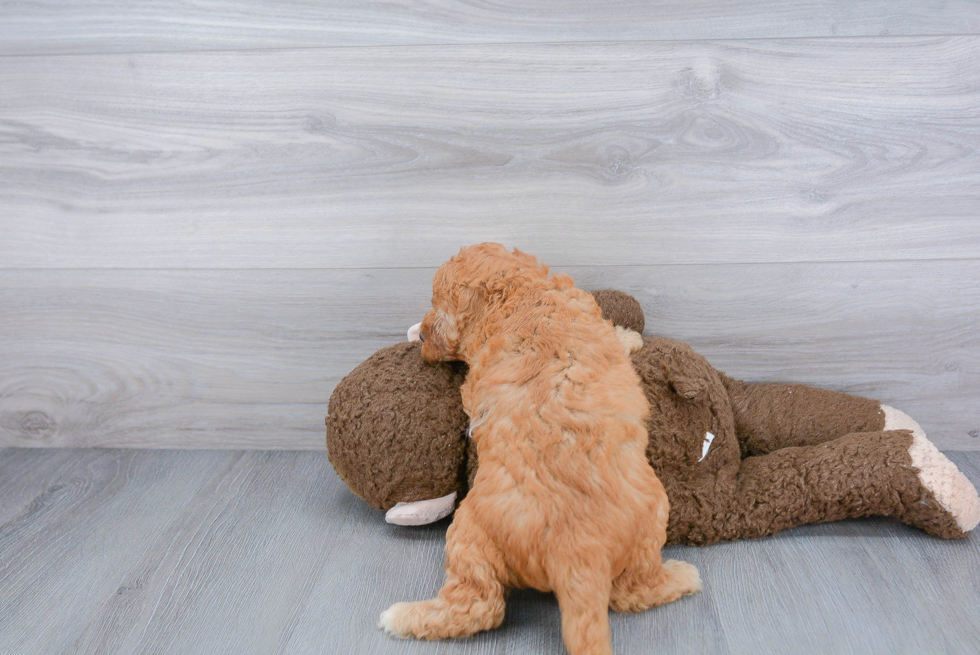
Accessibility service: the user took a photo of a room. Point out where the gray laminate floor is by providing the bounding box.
[1,448,978,655]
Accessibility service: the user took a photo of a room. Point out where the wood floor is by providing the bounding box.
[1,447,978,655]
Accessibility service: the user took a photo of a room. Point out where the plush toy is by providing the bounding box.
[326,291,979,545]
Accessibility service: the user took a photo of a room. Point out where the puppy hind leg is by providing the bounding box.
[379,513,505,640]
[610,537,701,613]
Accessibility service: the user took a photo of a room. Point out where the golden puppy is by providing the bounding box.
[379,243,700,655]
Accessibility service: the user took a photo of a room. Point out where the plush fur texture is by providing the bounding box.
[379,244,700,655]
[326,292,980,544]
[635,340,972,542]
[590,289,645,334]
[326,341,469,509]
[885,405,980,533]
[326,290,641,514]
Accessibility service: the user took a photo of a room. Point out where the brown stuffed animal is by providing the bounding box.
[326,291,980,544]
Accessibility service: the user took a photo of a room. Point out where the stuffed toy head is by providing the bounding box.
[325,290,639,522]
[325,341,468,512]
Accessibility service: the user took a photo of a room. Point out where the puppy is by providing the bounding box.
[379,243,700,655]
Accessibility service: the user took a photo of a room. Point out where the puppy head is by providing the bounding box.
[420,243,550,362]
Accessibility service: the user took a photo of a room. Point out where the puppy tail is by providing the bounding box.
[553,573,614,655]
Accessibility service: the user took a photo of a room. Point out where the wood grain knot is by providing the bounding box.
[16,410,57,441]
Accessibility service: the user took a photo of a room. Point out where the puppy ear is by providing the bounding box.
[457,284,489,317]
[420,310,461,361]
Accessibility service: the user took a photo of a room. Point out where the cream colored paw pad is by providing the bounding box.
[884,405,980,533]
[385,491,457,526]
[407,322,422,342]
[616,326,644,355]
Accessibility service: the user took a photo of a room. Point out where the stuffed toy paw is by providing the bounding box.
[326,290,979,543]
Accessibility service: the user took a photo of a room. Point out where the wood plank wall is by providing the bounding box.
[2,2,979,450]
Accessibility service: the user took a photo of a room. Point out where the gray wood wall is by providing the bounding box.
[2,2,979,450]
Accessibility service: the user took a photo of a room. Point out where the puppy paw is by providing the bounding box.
[663,559,702,596]
[884,405,980,533]
[378,602,412,638]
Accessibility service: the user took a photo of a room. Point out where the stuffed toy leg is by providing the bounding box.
[723,379,978,541]
[635,338,980,545]
[720,429,974,541]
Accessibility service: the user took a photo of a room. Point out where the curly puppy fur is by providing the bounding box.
[379,244,700,655]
